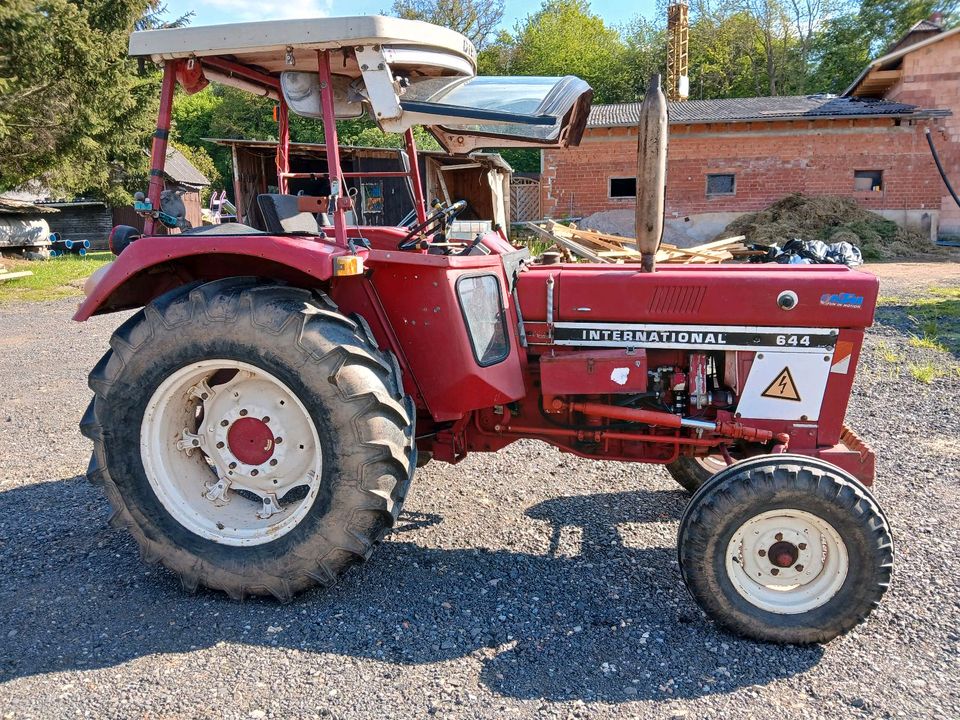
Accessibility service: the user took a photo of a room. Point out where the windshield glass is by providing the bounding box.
[405,76,562,115]
[401,75,592,146]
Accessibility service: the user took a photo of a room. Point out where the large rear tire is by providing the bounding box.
[666,455,728,493]
[677,454,893,643]
[80,278,415,600]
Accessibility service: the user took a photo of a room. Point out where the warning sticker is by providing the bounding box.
[831,340,854,374]
[761,367,802,401]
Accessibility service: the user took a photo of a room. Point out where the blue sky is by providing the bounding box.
[163,0,660,32]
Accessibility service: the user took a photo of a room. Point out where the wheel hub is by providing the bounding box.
[141,360,322,546]
[725,509,849,614]
[768,540,800,568]
[227,416,275,465]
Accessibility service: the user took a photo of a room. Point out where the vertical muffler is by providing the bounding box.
[636,75,668,273]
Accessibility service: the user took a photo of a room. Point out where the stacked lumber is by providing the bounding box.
[526,220,758,264]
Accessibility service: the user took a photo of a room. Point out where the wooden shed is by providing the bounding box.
[210,139,512,232]
[112,146,211,235]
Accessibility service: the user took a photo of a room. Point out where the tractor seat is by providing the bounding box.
[180,222,265,236]
[257,194,321,234]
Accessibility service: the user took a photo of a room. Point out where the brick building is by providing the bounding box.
[540,19,960,245]
[847,21,960,240]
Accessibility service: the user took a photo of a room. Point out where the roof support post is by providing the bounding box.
[276,98,290,194]
[404,128,427,224]
[145,61,177,234]
[317,49,348,247]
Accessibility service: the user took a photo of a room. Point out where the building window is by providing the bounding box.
[706,173,736,196]
[854,170,883,192]
[609,177,637,198]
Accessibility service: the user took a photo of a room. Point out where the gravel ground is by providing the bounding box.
[1,263,959,720]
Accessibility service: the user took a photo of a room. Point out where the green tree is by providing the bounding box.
[506,0,631,104]
[389,0,505,49]
[0,0,158,202]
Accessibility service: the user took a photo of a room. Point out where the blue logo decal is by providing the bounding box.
[820,292,864,308]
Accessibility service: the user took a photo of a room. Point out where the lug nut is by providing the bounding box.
[758,549,767,557]
[795,564,804,572]
[263,416,270,423]
[269,459,278,466]
[770,568,780,576]
[229,462,237,469]
[251,469,259,476]
[239,409,248,417]
[775,532,784,541]
[220,420,229,427]
[798,543,807,550]
[216,441,225,449]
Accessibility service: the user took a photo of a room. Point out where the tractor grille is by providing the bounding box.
[648,285,707,315]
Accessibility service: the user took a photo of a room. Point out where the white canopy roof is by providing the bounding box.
[128,15,476,77]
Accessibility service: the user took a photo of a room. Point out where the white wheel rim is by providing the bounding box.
[725,509,848,614]
[140,360,322,546]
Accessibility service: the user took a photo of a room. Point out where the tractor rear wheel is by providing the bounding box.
[80,278,415,600]
[666,455,728,493]
[677,454,893,643]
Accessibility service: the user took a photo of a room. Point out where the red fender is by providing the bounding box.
[74,234,346,320]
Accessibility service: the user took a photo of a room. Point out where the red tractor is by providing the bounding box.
[78,16,892,644]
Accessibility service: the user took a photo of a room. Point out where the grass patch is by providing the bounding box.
[0,252,112,303]
[875,341,902,363]
[908,335,947,352]
[908,362,942,384]
[893,285,960,355]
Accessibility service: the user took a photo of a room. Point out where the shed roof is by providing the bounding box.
[205,138,513,171]
[587,95,928,128]
[164,147,210,187]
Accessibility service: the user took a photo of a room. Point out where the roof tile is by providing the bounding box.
[587,95,921,128]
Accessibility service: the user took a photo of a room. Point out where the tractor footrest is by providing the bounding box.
[812,424,876,486]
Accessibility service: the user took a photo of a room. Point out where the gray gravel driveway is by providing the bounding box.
[1,263,958,719]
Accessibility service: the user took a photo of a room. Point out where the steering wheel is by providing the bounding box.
[397,200,467,250]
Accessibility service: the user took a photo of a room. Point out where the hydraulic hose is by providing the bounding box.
[926,127,960,211]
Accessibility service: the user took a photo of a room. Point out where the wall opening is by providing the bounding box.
[854,170,883,192]
[609,177,637,198]
[706,173,735,196]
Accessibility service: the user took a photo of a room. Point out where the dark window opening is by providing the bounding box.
[609,177,637,198]
[706,173,735,196]
[854,170,883,192]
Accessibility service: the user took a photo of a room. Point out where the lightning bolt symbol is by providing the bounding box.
[777,375,788,393]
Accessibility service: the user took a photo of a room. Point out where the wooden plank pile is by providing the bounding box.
[525,220,759,264]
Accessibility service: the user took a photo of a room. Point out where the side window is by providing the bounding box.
[706,173,735,196]
[456,274,510,367]
[609,177,637,198]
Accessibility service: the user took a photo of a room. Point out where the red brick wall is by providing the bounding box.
[542,118,944,222]
[884,32,960,234]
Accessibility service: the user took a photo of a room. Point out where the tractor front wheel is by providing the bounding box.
[81,278,415,600]
[677,454,893,643]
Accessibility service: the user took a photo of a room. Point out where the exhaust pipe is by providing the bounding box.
[636,75,668,273]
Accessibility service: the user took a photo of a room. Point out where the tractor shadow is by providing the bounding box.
[0,477,823,702]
